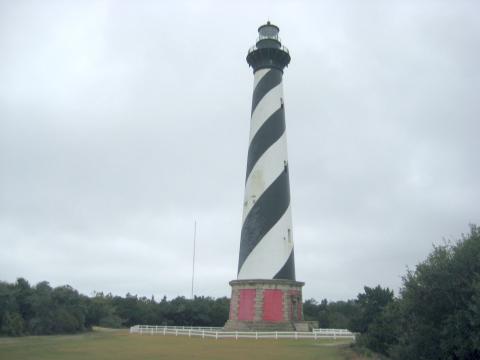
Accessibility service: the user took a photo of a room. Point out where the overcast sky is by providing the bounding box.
[1,0,479,302]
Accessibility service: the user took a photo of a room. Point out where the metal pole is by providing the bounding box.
[191,220,197,299]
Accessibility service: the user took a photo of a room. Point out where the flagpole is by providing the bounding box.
[191,220,196,299]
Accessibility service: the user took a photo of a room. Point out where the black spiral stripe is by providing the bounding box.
[273,249,296,280]
[251,69,282,115]
[238,167,291,273]
[245,106,285,181]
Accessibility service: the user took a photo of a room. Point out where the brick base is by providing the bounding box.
[224,279,306,331]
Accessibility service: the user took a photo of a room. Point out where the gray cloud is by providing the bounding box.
[1,0,479,301]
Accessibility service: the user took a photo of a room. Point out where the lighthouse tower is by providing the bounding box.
[225,22,306,331]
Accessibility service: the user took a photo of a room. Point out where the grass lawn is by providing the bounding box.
[0,328,364,360]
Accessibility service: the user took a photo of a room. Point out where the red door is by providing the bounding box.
[237,289,256,321]
[263,289,283,322]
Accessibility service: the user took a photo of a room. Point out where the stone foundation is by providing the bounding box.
[224,279,308,331]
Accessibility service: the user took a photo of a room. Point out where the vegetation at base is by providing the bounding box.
[303,225,480,359]
[0,329,360,360]
[303,297,359,330]
[0,279,229,336]
[355,225,480,359]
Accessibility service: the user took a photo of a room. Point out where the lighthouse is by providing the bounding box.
[225,22,306,331]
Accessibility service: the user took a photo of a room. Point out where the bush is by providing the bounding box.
[1,312,25,336]
[357,225,480,359]
[99,315,123,328]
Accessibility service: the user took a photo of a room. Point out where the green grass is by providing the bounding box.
[0,328,364,360]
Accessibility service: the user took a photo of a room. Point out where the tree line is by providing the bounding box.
[0,280,229,336]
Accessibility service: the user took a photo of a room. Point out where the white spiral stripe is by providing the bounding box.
[253,68,270,88]
[242,132,288,222]
[238,206,293,279]
[250,83,283,142]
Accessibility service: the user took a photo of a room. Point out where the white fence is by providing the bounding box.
[129,325,356,341]
[313,328,355,337]
[132,325,223,331]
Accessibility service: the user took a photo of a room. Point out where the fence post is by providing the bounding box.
[176,329,178,336]
[202,329,205,339]
[163,327,166,336]
[235,331,238,340]
[295,332,298,340]
[215,331,218,340]
[189,329,191,337]
[314,332,317,340]
[275,331,278,340]
[255,332,258,340]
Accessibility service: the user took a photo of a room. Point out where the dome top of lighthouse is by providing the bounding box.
[258,21,279,38]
